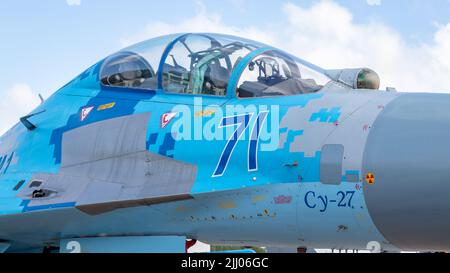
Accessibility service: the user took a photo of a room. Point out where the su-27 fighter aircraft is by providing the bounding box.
[0,32,449,253]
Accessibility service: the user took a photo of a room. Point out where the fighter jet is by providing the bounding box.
[0,33,448,253]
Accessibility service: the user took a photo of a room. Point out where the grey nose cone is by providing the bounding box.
[363,93,450,251]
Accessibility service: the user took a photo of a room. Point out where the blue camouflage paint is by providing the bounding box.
[146,133,159,150]
[50,57,158,163]
[21,201,76,213]
[310,107,341,123]
[158,133,176,158]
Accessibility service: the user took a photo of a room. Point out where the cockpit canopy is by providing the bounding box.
[99,33,331,98]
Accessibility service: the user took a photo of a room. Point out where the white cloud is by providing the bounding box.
[279,1,450,92]
[0,84,40,135]
[120,1,275,47]
[66,0,81,6]
[367,0,381,6]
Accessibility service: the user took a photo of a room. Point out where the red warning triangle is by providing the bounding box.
[80,106,94,122]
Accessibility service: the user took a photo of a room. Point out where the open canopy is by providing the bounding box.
[99,33,331,98]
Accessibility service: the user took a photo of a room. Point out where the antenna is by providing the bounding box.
[38,93,45,104]
[20,110,46,131]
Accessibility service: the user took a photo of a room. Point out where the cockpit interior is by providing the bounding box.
[99,33,331,98]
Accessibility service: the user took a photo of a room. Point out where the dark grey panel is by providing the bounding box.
[320,144,344,185]
[18,113,198,215]
[61,112,148,168]
[363,93,450,251]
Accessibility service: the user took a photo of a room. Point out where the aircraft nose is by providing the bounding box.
[362,93,450,251]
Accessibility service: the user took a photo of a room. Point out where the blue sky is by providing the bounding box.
[1,0,450,133]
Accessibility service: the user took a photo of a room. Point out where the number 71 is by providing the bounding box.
[212,111,269,177]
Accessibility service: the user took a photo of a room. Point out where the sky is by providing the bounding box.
[1,0,450,134]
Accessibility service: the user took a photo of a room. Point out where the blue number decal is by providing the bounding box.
[337,191,346,207]
[346,191,355,207]
[248,111,269,172]
[0,152,14,174]
[213,111,269,177]
[306,191,357,212]
[213,114,252,177]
